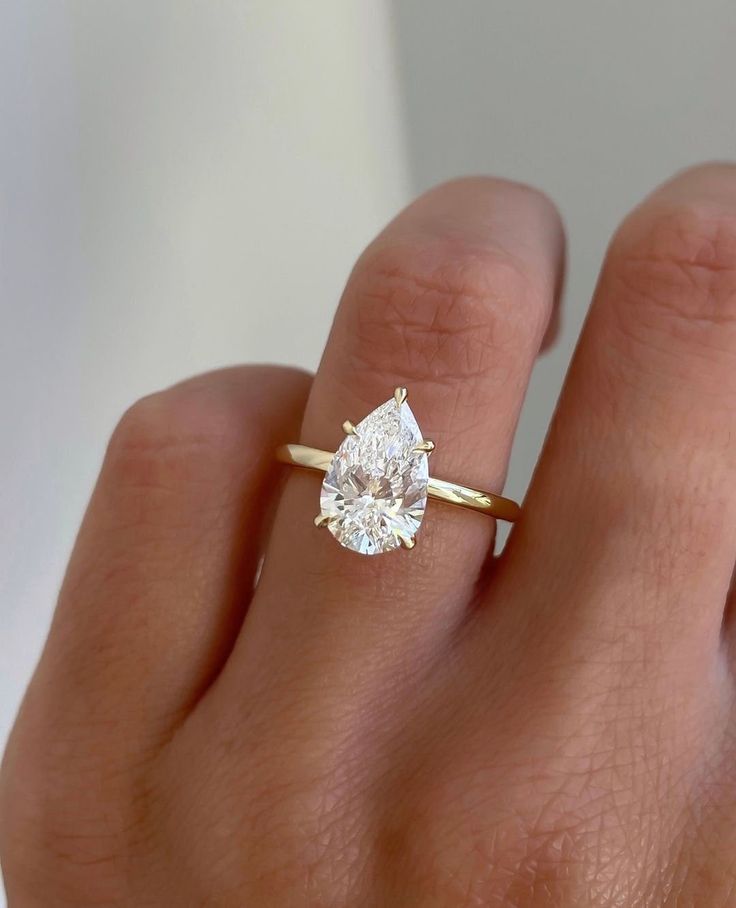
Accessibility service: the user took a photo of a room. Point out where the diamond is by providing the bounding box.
[319,397,429,555]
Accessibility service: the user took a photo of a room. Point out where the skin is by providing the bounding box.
[2,164,736,906]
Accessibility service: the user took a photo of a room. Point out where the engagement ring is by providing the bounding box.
[276,388,520,556]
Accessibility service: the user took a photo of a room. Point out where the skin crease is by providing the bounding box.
[3,164,736,906]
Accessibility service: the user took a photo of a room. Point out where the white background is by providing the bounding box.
[2,0,736,859]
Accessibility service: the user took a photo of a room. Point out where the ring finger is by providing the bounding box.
[227,178,564,698]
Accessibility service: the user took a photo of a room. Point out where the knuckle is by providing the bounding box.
[374,722,670,908]
[607,200,736,341]
[341,238,550,390]
[377,782,588,906]
[107,386,238,494]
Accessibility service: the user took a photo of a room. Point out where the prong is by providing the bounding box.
[314,514,329,528]
[342,420,357,436]
[394,387,408,407]
[413,439,435,454]
[401,536,416,550]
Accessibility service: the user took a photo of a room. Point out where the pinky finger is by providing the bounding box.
[12,366,310,757]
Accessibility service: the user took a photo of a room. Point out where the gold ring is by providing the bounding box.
[276,388,520,556]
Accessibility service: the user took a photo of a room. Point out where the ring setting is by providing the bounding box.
[276,388,520,556]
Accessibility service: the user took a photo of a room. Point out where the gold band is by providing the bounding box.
[276,444,521,523]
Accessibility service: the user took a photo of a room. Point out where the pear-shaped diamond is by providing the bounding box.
[320,397,429,555]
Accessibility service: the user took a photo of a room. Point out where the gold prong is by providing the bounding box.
[414,439,435,454]
[394,387,408,406]
[342,420,357,436]
[314,514,329,528]
[401,536,416,549]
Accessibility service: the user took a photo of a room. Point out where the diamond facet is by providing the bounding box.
[319,397,429,555]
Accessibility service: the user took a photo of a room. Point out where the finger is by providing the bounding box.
[20,366,310,752]
[237,178,564,686]
[499,163,736,663]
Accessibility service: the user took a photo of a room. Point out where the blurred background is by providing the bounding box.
[2,0,736,779]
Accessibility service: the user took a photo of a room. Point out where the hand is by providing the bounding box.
[3,165,736,907]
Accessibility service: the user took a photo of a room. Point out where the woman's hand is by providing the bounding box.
[3,165,736,906]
